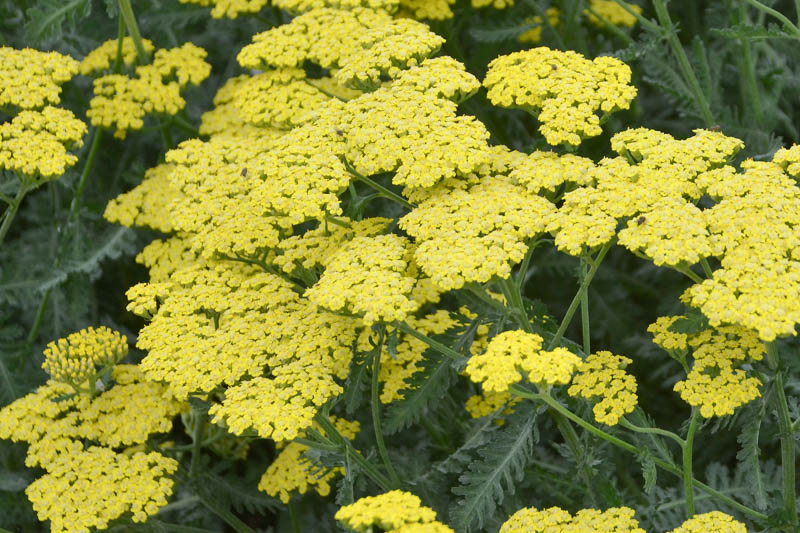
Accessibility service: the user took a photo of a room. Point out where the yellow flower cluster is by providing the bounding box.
[0,106,87,180]
[198,75,285,139]
[80,37,156,75]
[659,322,765,417]
[275,0,400,12]
[465,330,581,392]
[472,0,513,8]
[259,416,359,502]
[391,56,480,103]
[509,150,594,193]
[26,446,177,533]
[568,351,637,425]
[519,8,560,44]
[668,511,747,533]
[334,18,445,89]
[501,506,645,533]
[465,389,520,420]
[42,326,128,385]
[685,156,800,341]
[0,47,78,109]
[400,176,554,289]
[772,143,800,177]
[484,47,637,146]
[585,0,642,28]
[178,0,270,18]
[306,234,418,324]
[335,490,452,533]
[397,0,455,20]
[87,42,211,138]
[104,164,182,233]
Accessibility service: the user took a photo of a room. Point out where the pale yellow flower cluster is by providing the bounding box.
[275,0,399,12]
[568,351,638,425]
[484,47,637,146]
[87,42,211,138]
[335,490,452,533]
[178,0,271,18]
[0,47,79,110]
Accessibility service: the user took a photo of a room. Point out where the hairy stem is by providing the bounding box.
[0,181,28,248]
[579,258,590,355]
[682,409,700,517]
[371,329,402,487]
[118,0,150,63]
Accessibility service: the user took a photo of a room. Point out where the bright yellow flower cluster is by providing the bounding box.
[685,156,800,341]
[484,47,637,146]
[568,351,637,425]
[87,43,210,138]
[465,330,581,392]
[465,389,520,420]
[391,56,480,103]
[509,150,594,193]
[26,446,177,533]
[397,0,455,19]
[501,506,644,533]
[334,18,444,89]
[772,143,800,177]
[42,326,128,385]
[656,322,765,417]
[306,234,419,324]
[0,47,78,109]
[79,37,156,75]
[335,490,452,532]
[472,0,513,7]
[178,0,270,18]
[275,0,399,12]
[104,164,182,233]
[668,511,747,533]
[400,176,554,289]
[259,416,359,502]
[519,8,560,44]
[0,106,87,180]
[585,0,642,28]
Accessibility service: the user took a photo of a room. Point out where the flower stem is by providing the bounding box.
[547,242,612,350]
[619,418,684,446]
[190,411,206,478]
[766,342,799,532]
[0,181,28,248]
[682,409,700,517]
[498,276,532,333]
[68,128,103,223]
[370,328,402,487]
[118,0,150,63]
[652,0,715,127]
[741,0,800,36]
[699,258,714,279]
[579,257,590,356]
[394,321,463,361]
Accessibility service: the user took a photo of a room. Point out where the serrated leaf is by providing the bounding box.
[25,0,91,45]
[450,406,539,532]
[434,413,501,475]
[639,451,657,494]
[711,23,796,41]
[383,351,457,435]
[735,390,770,510]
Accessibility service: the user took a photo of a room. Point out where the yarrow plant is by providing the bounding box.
[2,0,800,532]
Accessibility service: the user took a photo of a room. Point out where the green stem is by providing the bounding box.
[118,0,150,63]
[112,15,125,72]
[0,192,13,205]
[0,181,28,248]
[652,0,715,127]
[313,412,393,491]
[190,412,206,478]
[288,501,300,533]
[68,128,103,223]
[674,265,704,284]
[394,321,463,361]
[160,123,174,151]
[509,386,768,522]
[579,258,590,356]
[682,409,700,518]
[547,242,612,350]
[499,277,532,333]
[551,410,598,506]
[515,240,539,290]
[171,114,200,138]
[611,0,661,32]
[370,328,402,487]
[766,342,799,531]
[341,158,415,209]
[325,213,352,229]
[699,258,714,279]
[735,2,764,126]
[619,418,684,446]
[741,0,800,36]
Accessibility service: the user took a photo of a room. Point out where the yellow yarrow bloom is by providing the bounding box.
[390,56,480,103]
[42,326,128,385]
[334,18,445,89]
[104,163,183,233]
[400,176,555,290]
[648,316,689,352]
[472,0,513,7]
[509,150,594,193]
[585,0,641,28]
[258,417,359,502]
[397,0,455,20]
[568,351,638,425]
[26,447,177,533]
[465,389,520,420]
[500,506,644,533]
[335,490,440,532]
[0,106,87,180]
[465,330,581,392]
[0,47,79,109]
[519,8,560,44]
[178,0,271,18]
[306,234,419,324]
[669,511,747,533]
[80,37,156,75]
[274,0,399,12]
[484,47,636,146]
[772,143,800,177]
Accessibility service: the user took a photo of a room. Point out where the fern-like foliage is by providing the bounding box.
[25,0,92,45]
[383,352,458,435]
[450,404,540,532]
[736,394,770,511]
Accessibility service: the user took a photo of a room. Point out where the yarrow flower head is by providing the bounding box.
[669,511,747,533]
[177,0,271,18]
[568,351,638,425]
[335,490,450,532]
[42,327,128,386]
[519,8,560,44]
[585,0,642,28]
[80,37,156,76]
[484,47,636,146]
[500,506,645,533]
[465,330,581,392]
[0,47,79,110]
